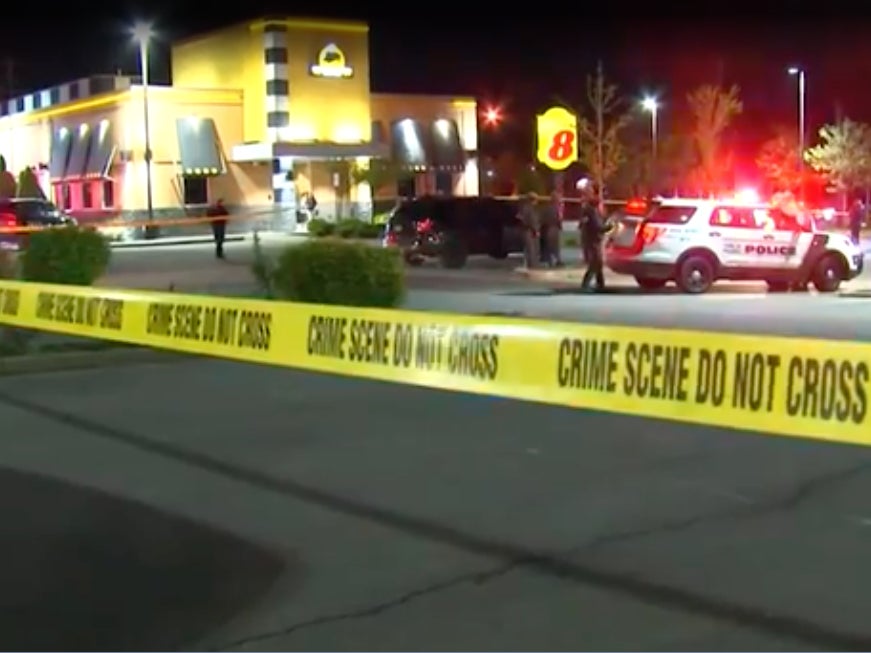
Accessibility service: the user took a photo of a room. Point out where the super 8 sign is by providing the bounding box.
[536,106,578,171]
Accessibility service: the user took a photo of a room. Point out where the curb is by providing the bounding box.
[111,234,247,249]
[515,267,585,282]
[0,346,189,377]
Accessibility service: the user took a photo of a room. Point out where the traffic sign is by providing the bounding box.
[535,106,578,171]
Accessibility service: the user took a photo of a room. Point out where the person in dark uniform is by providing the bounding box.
[579,183,609,291]
[518,192,540,269]
[849,198,865,245]
[206,198,230,259]
[539,190,563,268]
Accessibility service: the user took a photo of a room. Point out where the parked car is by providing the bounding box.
[382,196,524,268]
[0,198,77,250]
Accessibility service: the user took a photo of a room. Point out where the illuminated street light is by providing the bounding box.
[641,96,660,190]
[482,106,502,127]
[131,21,157,237]
[788,66,806,202]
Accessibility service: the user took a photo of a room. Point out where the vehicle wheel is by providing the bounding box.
[766,280,790,292]
[635,276,667,291]
[812,254,845,292]
[676,254,715,294]
[439,232,468,269]
[404,252,425,267]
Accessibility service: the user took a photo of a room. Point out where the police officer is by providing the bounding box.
[540,190,563,268]
[578,182,608,291]
[518,192,541,269]
[206,198,230,259]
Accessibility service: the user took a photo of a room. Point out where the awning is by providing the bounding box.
[64,124,92,180]
[430,119,465,172]
[176,117,224,176]
[84,119,117,179]
[390,119,432,169]
[48,127,73,181]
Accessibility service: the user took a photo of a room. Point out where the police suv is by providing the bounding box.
[604,197,864,293]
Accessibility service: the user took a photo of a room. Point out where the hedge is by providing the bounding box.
[271,239,404,307]
[308,218,382,240]
[19,226,111,286]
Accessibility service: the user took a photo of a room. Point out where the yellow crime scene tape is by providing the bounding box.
[0,278,867,447]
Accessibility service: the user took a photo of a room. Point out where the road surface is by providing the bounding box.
[102,238,871,339]
[2,356,871,650]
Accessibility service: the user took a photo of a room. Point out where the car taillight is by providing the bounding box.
[384,230,398,245]
[416,218,434,233]
[639,223,665,247]
[0,212,16,231]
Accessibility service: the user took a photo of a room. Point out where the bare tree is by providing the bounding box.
[576,62,632,196]
[686,84,743,195]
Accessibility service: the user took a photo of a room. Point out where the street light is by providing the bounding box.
[132,21,157,238]
[788,66,806,202]
[482,105,502,127]
[641,97,659,192]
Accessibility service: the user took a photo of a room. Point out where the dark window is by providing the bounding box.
[397,176,415,198]
[709,207,761,229]
[266,111,289,128]
[15,97,23,112]
[271,158,281,174]
[183,176,208,205]
[264,47,288,64]
[102,180,114,209]
[69,83,80,100]
[435,171,453,195]
[266,79,289,96]
[50,87,60,104]
[82,182,93,209]
[61,184,71,210]
[646,206,696,224]
[0,103,7,117]
[32,94,42,109]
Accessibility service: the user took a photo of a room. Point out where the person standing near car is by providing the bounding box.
[579,184,608,291]
[518,192,540,269]
[539,191,563,267]
[849,198,865,245]
[206,198,230,259]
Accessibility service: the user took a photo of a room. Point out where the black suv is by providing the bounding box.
[0,198,76,250]
[383,196,524,268]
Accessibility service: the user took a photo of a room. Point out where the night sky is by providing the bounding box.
[8,4,871,172]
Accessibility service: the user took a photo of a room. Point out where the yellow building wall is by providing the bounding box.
[285,23,371,143]
[170,24,264,143]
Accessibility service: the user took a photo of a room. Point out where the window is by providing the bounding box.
[82,182,93,209]
[709,207,760,229]
[102,180,114,209]
[435,171,453,196]
[183,176,208,205]
[647,206,695,224]
[397,176,415,198]
[61,184,71,210]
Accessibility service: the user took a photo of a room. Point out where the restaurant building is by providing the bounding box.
[0,16,479,230]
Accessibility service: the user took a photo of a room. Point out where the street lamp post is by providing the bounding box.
[642,97,659,193]
[132,22,157,238]
[788,67,806,202]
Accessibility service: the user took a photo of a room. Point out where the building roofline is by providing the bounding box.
[172,15,368,50]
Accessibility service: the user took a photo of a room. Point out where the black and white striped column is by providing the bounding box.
[263,22,289,142]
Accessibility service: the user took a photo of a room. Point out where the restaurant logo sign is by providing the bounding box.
[310,43,354,78]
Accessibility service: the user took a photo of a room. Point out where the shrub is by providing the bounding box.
[358,222,384,239]
[307,218,334,237]
[335,218,360,239]
[271,239,404,307]
[20,226,111,285]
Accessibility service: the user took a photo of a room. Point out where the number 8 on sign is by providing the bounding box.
[536,106,579,171]
[548,130,575,162]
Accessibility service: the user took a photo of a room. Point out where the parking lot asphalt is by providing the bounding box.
[100,239,871,341]
[3,357,871,650]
